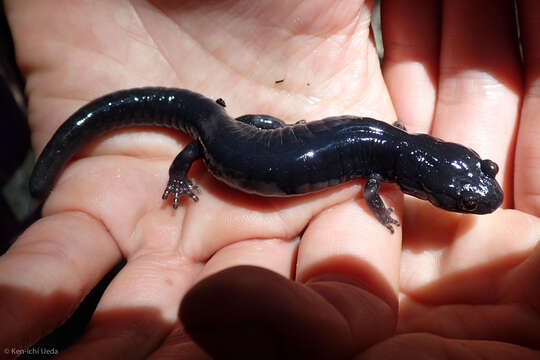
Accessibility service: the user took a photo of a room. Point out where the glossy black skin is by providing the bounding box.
[29,87,504,233]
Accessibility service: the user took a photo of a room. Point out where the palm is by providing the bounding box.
[3,1,539,359]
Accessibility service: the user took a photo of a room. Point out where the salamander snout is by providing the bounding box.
[403,150,504,215]
[395,136,504,216]
[447,157,504,214]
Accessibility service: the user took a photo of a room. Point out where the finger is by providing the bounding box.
[180,266,395,359]
[397,301,540,349]
[400,210,540,301]
[183,192,358,284]
[399,211,540,346]
[296,192,402,309]
[0,212,120,349]
[359,333,540,360]
[148,325,211,360]
[56,211,201,359]
[500,238,540,333]
[514,0,540,215]
[194,238,299,282]
[382,0,441,132]
[179,178,362,261]
[180,188,402,357]
[434,0,522,203]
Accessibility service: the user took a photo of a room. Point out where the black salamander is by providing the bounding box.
[29,87,504,233]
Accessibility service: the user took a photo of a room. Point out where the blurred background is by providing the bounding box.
[0,2,33,253]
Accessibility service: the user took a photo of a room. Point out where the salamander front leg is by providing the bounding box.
[162,141,202,208]
[364,174,400,233]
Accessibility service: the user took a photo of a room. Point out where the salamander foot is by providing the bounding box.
[381,207,400,234]
[162,177,200,208]
[364,174,401,234]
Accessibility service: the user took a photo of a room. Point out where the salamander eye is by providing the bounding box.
[481,159,499,178]
[460,199,478,212]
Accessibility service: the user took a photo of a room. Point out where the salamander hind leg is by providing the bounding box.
[392,121,407,132]
[235,114,287,129]
[364,174,400,233]
[162,141,202,208]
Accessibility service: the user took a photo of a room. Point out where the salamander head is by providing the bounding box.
[397,140,504,214]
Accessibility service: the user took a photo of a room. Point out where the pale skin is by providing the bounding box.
[2,0,540,358]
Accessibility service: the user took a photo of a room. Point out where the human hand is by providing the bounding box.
[176,1,540,359]
[368,1,540,358]
[1,1,539,359]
